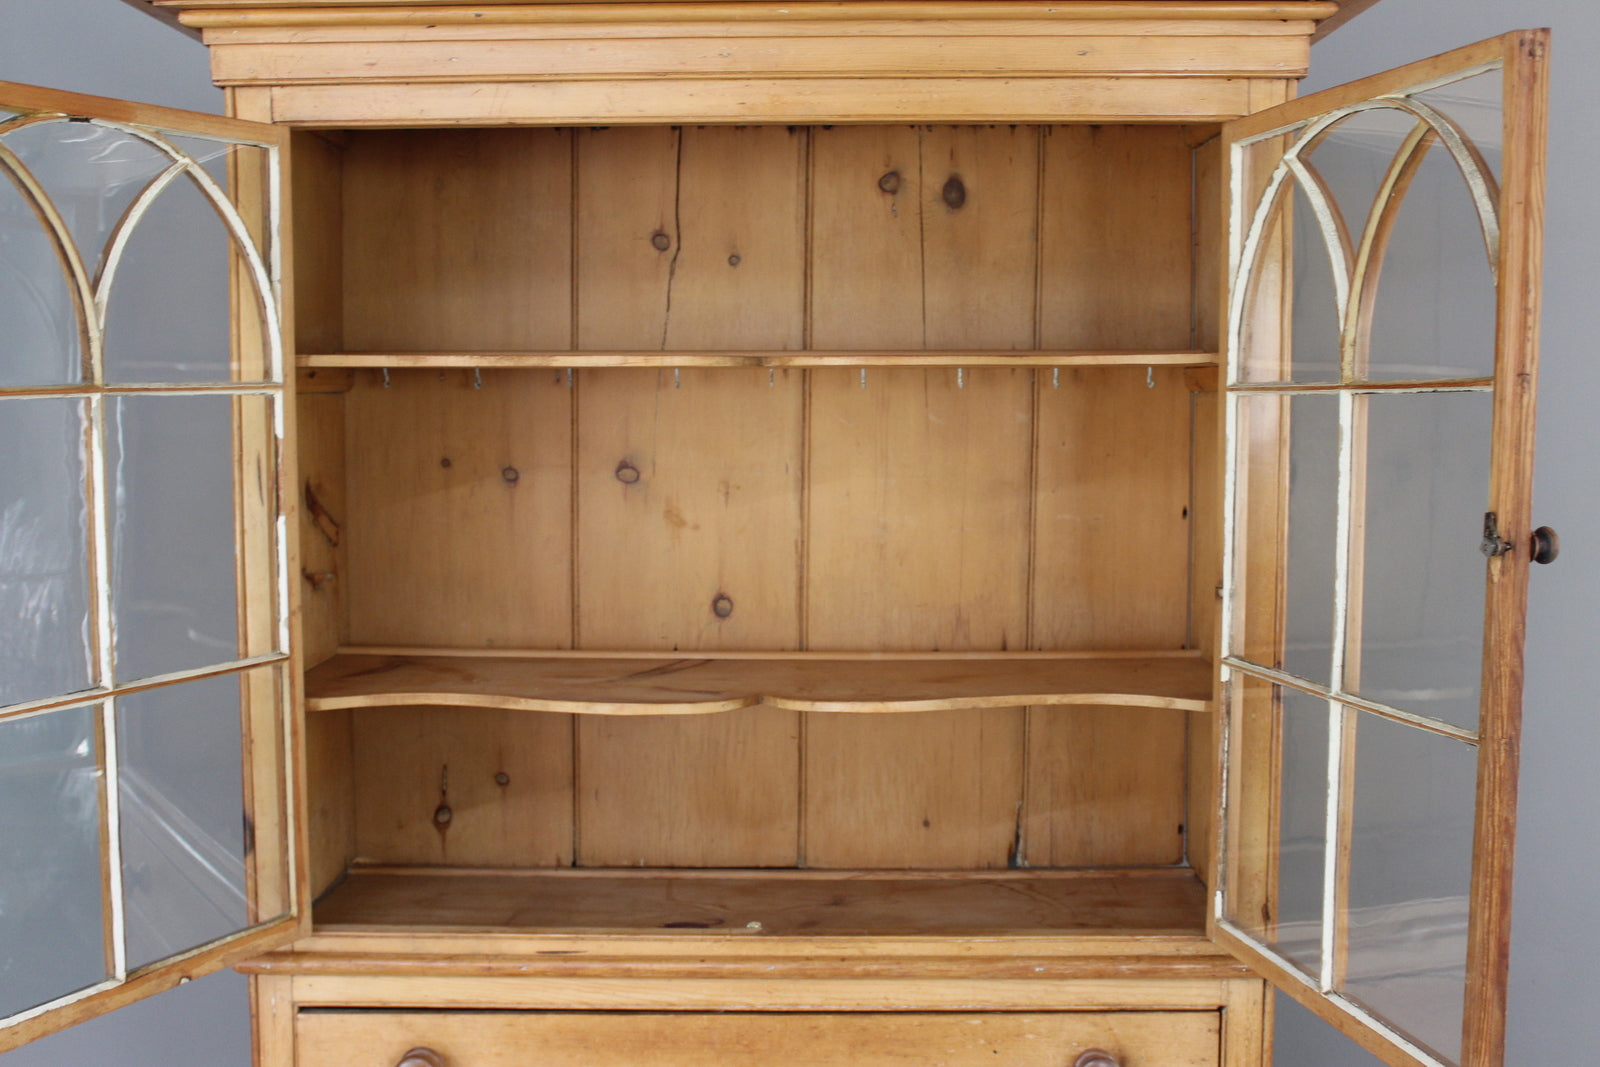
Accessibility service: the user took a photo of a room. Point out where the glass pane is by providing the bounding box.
[1362,133,1497,382]
[1305,107,1423,267]
[0,397,93,708]
[1413,70,1504,183]
[117,672,250,971]
[1354,392,1491,730]
[1343,712,1476,1064]
[1232,394,1339,682]
[108,394,243,681]
[0,705,108,1016]
[0,149,86,388]
[1,120,172,285]
[1286,181,1345,384]
[1226,678,1329,980]
[101,153,271,385]
[1284,396,1340,683]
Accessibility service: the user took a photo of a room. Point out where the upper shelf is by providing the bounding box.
[304,649,1215,716]
[297,350,1219,370]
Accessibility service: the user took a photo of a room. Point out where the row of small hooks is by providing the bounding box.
[378,366,1161,390]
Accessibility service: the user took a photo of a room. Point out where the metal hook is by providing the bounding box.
[768,368,775,388]
[674,367,682,389]
[860,367,867,389]
[957,368,965,389]
[1052,367,1060,389]
[1146,366,1155,389]
[473,367,483,390]
[382,368,391,389]
[566,368,574,387]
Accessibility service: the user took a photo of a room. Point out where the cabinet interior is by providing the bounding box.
[289,122,1225,940]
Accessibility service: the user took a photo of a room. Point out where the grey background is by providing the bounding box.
[2,0,1596,1063]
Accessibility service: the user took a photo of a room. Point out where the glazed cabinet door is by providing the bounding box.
[0,82,299,1050]
[1214,32,1548,1067]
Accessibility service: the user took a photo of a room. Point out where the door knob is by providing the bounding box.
[1073,1051,1122,1067]
[396,1049,445,1067]
[1531,526,1560,564]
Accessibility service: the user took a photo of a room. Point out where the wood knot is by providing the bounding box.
[615,460,641,484]
[711,593,734,619]
[877,170,902,195]
[651,231,672,252]
[942,175,967,210]
[501,466,520,484]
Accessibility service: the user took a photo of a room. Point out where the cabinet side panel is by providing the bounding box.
[1188,387,1224,886]
[305,708,355,898]
[1024,367,1192,866]
[342,128,573,352]
[1192,133,1224,356]
[296,391,346,667]
[291,129,344,356]
[1039,125,1195,350]
[804,367,1032,868]
[343,368,574,648]
[352,706,574,867]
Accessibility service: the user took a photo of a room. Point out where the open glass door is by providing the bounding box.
[0,82,299,1049]
[1215,32,1547,1067]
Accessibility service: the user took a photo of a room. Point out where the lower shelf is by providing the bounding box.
[311,866,1209,939]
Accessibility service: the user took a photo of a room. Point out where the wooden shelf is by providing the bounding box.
[310,867,1210,941]
[304,649,1214,716]
[297,350,1219,370]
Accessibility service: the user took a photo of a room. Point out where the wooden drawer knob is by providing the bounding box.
[1073,1051,1122,1067]
[396,1049,446,1067]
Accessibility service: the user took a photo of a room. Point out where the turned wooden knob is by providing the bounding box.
[396,1049,446,1067]
[1073,1051,1122,1067]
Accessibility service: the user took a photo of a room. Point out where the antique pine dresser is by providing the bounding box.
[0,2,1549,1065]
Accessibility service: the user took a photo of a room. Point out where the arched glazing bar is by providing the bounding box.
[0,112,283,388]
[1229,88,1501,387]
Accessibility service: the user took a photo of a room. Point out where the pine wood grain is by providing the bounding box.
[351,706,573,867]
[313,866,1209,936]
[1026,366,1193,867]
[1040,124,1196,350]
[296,1009,1221,1066]
[342,128,572,351]
[342,368,573,648]
[305,651,1214,715]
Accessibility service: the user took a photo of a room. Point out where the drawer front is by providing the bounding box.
[296,1010,1219,1066]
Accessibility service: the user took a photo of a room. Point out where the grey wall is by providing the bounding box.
[0,3,248,1066]
[5,2,1595,1065]
[1276,3,1600,1065]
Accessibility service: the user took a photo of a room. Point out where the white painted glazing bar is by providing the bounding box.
[0,653,292,723]
[1223,659,1479,745]
[1215,916,1452,1067]
[101,696,126,982]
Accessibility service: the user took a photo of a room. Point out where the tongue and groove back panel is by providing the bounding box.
[292,123,1212,880]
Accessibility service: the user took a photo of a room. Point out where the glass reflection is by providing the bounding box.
[0,706,108,1017]
[1273,686,1331,978]
[117,673,248,972]
[1355,392,1491,730]
[1414,71,1504,181]
[1,120,171,284]
[109,395,242,682]
[1363,135,1497,382]
[0,398,93,708]
[101,162,267,385]
[1344,712,1476,1064]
